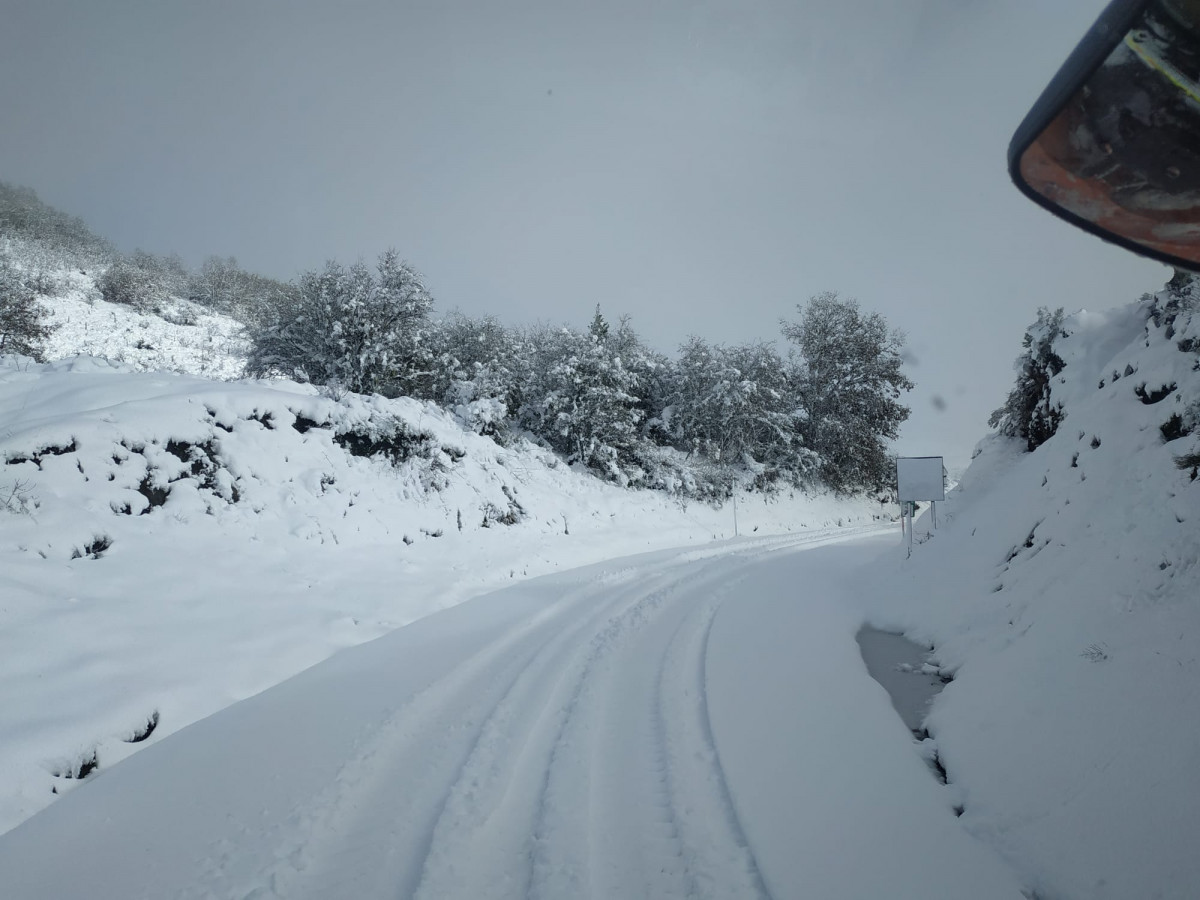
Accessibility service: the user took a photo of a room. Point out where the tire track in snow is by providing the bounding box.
[414,564,723,900]
[230,579,613,900]
[523,571,714,900]
[226,529,875,899]
[653,586,773,900]
[281,565,694,900]
[527,550,803,899]
[408,532,860,900]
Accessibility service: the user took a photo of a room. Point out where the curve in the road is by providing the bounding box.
[277,537,827,900]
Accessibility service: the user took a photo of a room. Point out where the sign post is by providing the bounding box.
[896,456,946,558]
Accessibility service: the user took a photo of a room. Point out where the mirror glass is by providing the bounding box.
[1019,0,1200,264]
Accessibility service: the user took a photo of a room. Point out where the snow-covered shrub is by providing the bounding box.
[608,315,671,441]
[97,258,159,311]
[1141,272,1200,472]
[189,255,245,312]
[0,257,55,360]
[452,396,508,437]
[246,250,433,397]
[98,251,189,312]
[158,302,202,327]
[423,312,525,432]
[480,486,526,527]
[622,442,732,501]
[332,414,439,467]
[20,267,63,298]
[988,307,1068,452]
[0,477,37,515]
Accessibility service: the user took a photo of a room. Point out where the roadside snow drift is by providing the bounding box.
[860,288,1200,900]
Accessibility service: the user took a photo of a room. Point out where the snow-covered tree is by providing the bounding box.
[782,292,913,492]
[668,335,719,452]
[610,313,670,440]
[0,258,55,360]
[988,307,1067,452]
[519,309,643,481]
[424,312,526,435]
[666,337,814,485]
[246,250,433,397]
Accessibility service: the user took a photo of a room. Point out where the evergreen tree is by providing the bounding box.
[988,307,1067,451]
[588,304,609,341]
[610,314,670,442]
[519,312,643,482]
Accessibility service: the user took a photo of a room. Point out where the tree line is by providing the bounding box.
[1,181,913,497]
[242,251,912,495]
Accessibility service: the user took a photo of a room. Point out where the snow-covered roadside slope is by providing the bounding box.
[0,355,884,835]
[859,289,1200,900]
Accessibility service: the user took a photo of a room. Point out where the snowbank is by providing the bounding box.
[859,291,1200,900]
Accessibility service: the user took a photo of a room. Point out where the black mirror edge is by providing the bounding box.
[1007,0,1194,272]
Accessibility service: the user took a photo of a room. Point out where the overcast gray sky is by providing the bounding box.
[1,0,1167,467]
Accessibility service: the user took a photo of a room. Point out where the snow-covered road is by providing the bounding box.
[0,530,1024,899]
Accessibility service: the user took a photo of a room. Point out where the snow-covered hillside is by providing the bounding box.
[861,285,1200,900]
[0,353,883,835]
[36,269,248,379]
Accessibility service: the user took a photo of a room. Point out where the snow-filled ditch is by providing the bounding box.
[0,354,886,835]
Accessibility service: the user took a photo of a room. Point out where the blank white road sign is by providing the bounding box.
[897,456,945,501]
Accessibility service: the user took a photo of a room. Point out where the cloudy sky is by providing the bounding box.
[1,0,1167,466]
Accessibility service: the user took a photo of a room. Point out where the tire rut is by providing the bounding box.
[229,536,842,899]
[652,580,774,900]
[241,580,607,900]
[524,564,730,899]
[411,569,693,900]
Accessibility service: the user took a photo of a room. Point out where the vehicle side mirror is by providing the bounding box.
[1010,0,1200,270]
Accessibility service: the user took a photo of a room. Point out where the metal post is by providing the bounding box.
[733,491,738,537]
